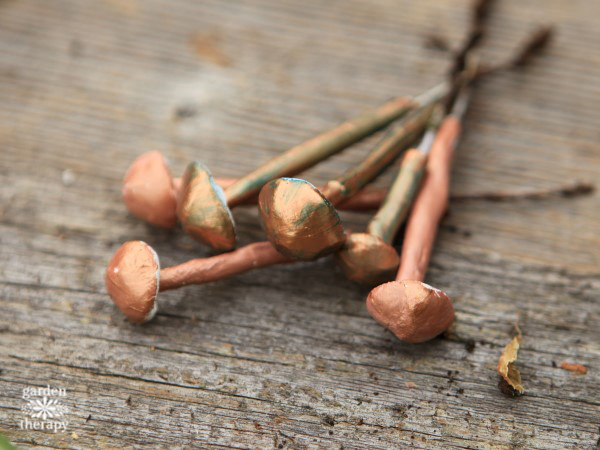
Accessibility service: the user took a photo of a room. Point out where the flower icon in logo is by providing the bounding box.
[21,397,68,420]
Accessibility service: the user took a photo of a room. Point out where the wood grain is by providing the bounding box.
[0,0,599,448]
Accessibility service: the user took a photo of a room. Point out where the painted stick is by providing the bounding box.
[366,89,470,343]
[106,240,290,323]
[107,106,435,323]
[335,116,441,286]
[258,102,437,261]
[106,131,433,324]
[177,83,449,252]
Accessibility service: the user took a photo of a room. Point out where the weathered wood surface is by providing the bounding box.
[0,0,599,448]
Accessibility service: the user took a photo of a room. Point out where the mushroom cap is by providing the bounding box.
[177,161,236,252]
[105,241,160,324]
[258,178,346,261]
[366,280,455,343]
[122,151,178,229]
[335,233,400,286]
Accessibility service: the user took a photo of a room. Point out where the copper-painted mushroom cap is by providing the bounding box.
[366,280,455,343]
[105,241,160,324]
[122,151,178,229]
[177,161,236,252]
[258,178,346,261]
[335,233,400,286]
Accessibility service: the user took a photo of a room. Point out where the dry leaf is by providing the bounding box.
[497,333,525,396]
[560,363,587,375]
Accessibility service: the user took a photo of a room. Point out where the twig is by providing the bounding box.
[449,0,496,78]
[451,181,594,202]
[512,25,554,67]
[477,25,555,77]
[338,181,594,210]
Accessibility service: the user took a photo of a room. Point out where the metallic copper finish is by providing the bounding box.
[123,84,450,242]
[335,233,399,286]
[259,178,345,260]
[396,117,460,281]
[125,167,386,229]
[159,242,290,290]
[176,96,418,251]
[120,150,241,230]
[127,168,387,231]
[258,104,435,261]
[122,151,178,229]
[120,151,387,234]
[334,146,428,285]
[320,104,435,205]
[365,116,462,343]
[105,240,291,323]
[367,149,427,244]
[177,162,236,252]
[225,96,418,207]
[366,280,455,343]
[105,241,160,324]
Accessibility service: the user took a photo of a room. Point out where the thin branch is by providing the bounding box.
[451,181,594,202]
[511,25,554,68]
[449,0,496,78]
[476,25,556,77]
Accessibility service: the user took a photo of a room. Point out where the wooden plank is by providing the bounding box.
[0,0,599,448]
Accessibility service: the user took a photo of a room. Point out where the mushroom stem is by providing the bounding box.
[365,116,441,244]
[106,240,292,323]
[159,242,290,291]
[396,95,468,281]
[334,116,441,286]
[365,88,471,343]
